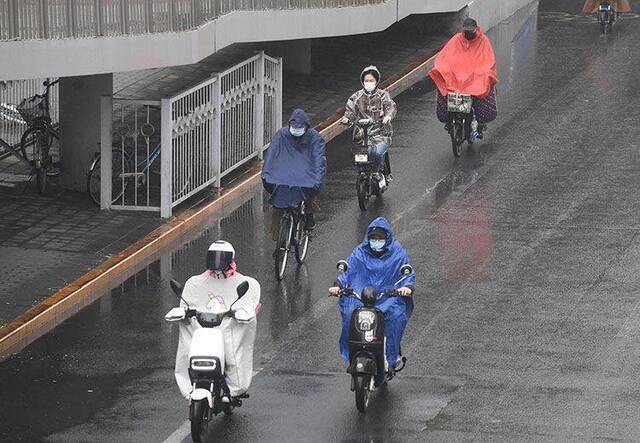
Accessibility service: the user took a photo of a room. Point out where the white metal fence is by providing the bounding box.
[101,52,282,218]
[0,79,59,153]
[0,0,385,41]
[100,98,162,211]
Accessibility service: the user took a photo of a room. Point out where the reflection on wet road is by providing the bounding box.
[4,1,640,441]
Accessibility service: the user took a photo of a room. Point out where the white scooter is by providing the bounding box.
[165,279,253,443]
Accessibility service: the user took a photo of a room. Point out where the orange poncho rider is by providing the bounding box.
[429,18,498,138]
[582,0,632,13]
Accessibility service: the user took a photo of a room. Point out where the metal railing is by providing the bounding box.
[100,52,282,218]
[160,51,281,217]
[0,0,385,41]
[105,99,162,211]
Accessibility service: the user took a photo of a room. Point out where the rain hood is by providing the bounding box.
[262,108,326,189]
[338,217,416,296]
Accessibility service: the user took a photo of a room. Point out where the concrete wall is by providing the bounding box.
[0,0,537,81]
[58,74,113,192]
[466,0,540,32]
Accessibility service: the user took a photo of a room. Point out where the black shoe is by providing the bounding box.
[304,213,315,230]
[444,123,452,132]
[385,173,393,184]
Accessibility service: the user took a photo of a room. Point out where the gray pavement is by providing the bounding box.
[0,184,163,327]
[3,0,640,441]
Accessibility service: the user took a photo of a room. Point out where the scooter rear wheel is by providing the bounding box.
[355,375,371,413]
[190,399,209,443]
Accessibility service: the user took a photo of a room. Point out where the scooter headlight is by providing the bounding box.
[191,359,217,371]
[357,311,376,332]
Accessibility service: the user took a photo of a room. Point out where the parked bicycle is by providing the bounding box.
[16,79,60,195]
[87,141,161,206]
[274,200,311,281]
[87,141,193,207]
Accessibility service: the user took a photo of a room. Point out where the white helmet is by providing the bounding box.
[206,240,235,273]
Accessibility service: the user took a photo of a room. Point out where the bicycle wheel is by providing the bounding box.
[294,217,310,264]
[21,127,47,166]
[274,214,293,281]
[22,128,52,195]
[87,150,129,206]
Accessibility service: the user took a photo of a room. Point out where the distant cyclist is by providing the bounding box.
[582,0,632,13]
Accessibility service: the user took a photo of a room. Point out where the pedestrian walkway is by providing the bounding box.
[0,14,453,328]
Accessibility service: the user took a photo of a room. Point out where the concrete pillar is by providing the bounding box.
[59,73,113,192]
[282,39,311,75]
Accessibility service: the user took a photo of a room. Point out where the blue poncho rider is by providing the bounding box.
[329,217,416,369]
[262,108,327,240]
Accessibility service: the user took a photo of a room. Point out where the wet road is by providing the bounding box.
[4,1,640,441]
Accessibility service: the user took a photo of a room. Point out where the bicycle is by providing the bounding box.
[87,140,193,207]
[274,201,311,281]
[87,141,161,206]
[16,79,60,195]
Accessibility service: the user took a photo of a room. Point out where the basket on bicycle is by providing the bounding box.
[16,96,47,124]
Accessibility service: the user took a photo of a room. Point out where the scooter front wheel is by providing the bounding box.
[190,399,210,443]
[450,121,464,158]
[355,375,371,413]
[356,175,370,211]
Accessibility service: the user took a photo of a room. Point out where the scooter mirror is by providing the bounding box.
[336,260,349,273]
[170,279,183,296]
[165,307,186,322]
[234,308,254,322]
[236,281,250,298]
[400,264,413,276]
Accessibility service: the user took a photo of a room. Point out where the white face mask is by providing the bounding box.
[363,81,377,93]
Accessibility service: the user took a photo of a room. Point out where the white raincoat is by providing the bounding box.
[174,271,260,398]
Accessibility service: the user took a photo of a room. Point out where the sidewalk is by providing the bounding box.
[0,15,454,327]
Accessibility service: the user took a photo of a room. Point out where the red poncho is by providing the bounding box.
[428,27,498,99]
[582,0,632,13]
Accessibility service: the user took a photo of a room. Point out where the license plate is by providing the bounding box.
[354,154,368,163]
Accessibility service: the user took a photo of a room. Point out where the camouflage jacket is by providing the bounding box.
[343,88,397,147]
